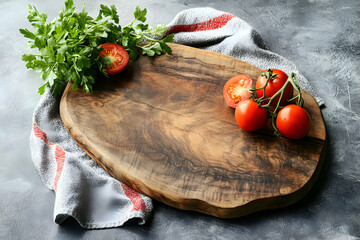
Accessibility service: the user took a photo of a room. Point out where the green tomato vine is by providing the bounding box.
[249,69,304,137]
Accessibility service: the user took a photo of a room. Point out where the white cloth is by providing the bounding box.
[30,7,323,229]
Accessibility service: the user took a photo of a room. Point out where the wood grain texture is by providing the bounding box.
[60,43,326,218]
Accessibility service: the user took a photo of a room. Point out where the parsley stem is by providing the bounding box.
[143,34,160,42]
[124,20,135,28]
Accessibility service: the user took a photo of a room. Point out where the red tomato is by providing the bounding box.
[235,99,267,132]
[99,43,129,75]
[223,74,253,108]
[256,69,293,106]
[276,104,311,140]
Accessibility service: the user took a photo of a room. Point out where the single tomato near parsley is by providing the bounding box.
[99,43,129,75]
[256,69,293,106]
[276,104,311,140]
[235,99,267,132]
[223,74,253,108]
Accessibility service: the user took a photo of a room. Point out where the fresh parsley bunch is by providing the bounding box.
[20,0,174,98]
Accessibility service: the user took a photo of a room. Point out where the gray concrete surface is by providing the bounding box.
[1,0,359,239]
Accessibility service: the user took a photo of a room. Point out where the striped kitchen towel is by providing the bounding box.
[30,7,322,229]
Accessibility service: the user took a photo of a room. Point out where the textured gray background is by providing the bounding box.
[1,0,359,239]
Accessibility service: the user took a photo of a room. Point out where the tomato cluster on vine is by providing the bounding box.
[223,69,311,140]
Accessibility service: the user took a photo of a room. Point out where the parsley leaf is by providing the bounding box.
[134,6,147,22]
[20,0,174,98]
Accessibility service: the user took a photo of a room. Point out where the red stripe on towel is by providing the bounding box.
[121,183,146,212]
[54,145,65,192]
[33,123,65,192]
[166,13,235,34]
[33,123,53,145]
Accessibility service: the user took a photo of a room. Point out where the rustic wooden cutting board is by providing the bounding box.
[60,43,326,218]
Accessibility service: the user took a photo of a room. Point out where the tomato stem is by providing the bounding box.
[249,70,304,137]
[251,69,277,105]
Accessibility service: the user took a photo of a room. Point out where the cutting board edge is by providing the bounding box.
[303,92,327,141]
[60,87,120,179]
